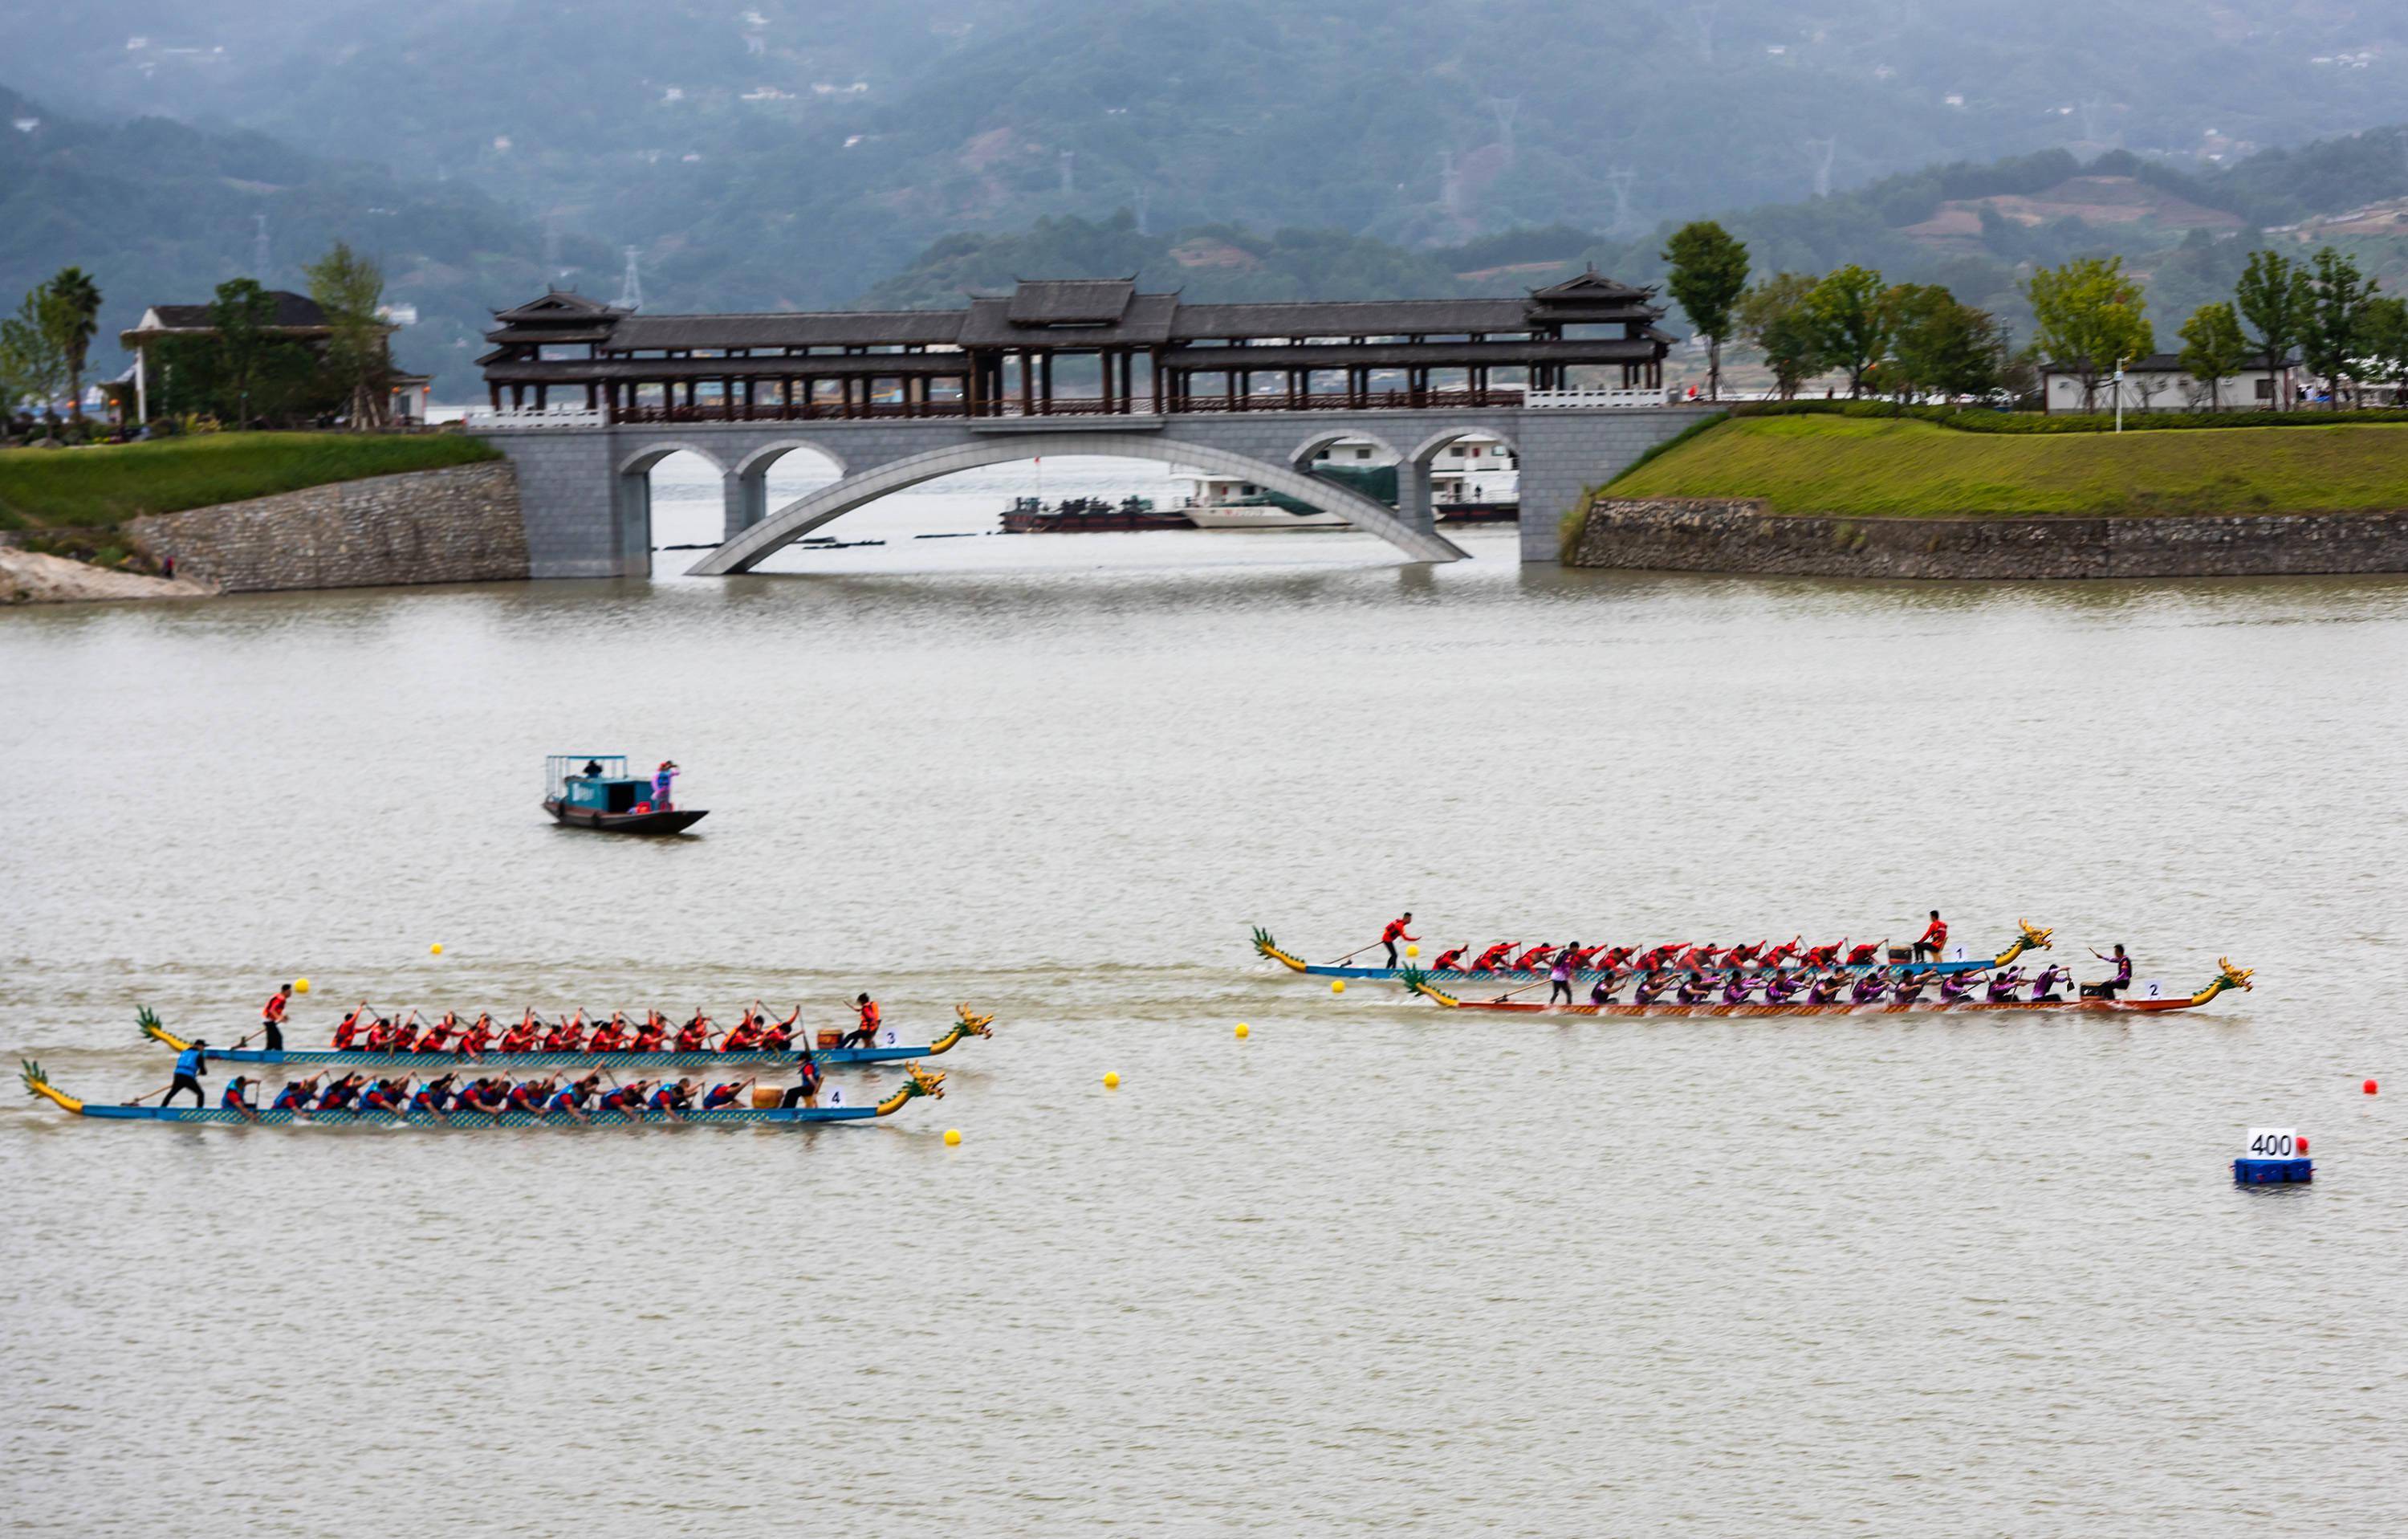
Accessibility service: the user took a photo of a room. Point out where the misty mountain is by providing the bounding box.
[14,0,2408,320]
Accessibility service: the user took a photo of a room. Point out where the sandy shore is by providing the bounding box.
[0,548,214,604]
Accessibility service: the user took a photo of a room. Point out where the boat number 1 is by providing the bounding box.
[1946,944,1970,963]
[2245,1127,2296,1158]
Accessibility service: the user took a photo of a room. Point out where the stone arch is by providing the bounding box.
[1406,423,1521,467]
[615,440,731,477]
[689,433,1467,574]
[1285,426,1402,471]
[731,439,849,482]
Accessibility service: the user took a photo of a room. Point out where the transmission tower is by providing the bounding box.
[252,214,270,278]
[2078,98,2104,142]
[1439,151,1462,218]
[1604,168,1638,234]
[1059,151,1076,196]
[543,215,562,271]
[616,246,643,311]
[1689,2,1719,65]
[1487,96,1520,168]
[1802,137,1837,197]
[1134,184,1151,235]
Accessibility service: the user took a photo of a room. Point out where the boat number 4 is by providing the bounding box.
[824,1087,844,1108]
[2245,1127,2297,1158]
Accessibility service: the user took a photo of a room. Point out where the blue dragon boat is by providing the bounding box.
[1250,920,2052,983]
[21,1061,946,1129]
[137,1006,993,1070]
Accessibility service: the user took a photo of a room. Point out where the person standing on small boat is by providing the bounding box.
[1912,912,1947,964]
[1381,914,1418,969]
[2083,943,2133,999]
[653,759,679,809]
[162,1039,211,1106]
[258,983,292,1051]
[840,994,882,1051]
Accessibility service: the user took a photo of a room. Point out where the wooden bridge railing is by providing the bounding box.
[604,387,1540,426]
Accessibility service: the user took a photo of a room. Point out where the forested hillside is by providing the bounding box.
[13,0,2408,328]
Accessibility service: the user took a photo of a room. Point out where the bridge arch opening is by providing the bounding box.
[620,442,843,556]
[693,434,1466,574]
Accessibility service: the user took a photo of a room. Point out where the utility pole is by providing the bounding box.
[1439,151,1462,218]
[2114,355,2126,433]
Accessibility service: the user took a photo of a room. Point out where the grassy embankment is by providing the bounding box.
[0,433,500,534]
[1601,414,2408,519]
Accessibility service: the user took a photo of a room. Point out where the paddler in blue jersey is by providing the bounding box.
[219,1076,260,1123]
[161,1039,212,1107]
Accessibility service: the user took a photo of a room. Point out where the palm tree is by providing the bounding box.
[47,267,102,422]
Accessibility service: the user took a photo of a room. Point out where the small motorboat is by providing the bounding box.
[543,753,707,834]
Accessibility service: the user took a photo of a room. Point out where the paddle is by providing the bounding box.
[1487,978,1553,1004]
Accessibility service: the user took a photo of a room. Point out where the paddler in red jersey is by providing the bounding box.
[757,1006,800,1052]
[457,1014,497,1057]
[1379,913,1418,968]
[1430,945,1470,973]
[417,1013,458,1055]
[631,1013,669,1052]
[331,1004,368,1052]
[499,1013,540,1053]
[1470,942,1518,974]
[1912,911,1948,963]
[840,994,882,1051]
[674,1013,712,1052]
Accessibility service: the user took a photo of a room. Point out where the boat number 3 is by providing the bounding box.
[2245,1127,2296,1158]
[881,1028,898,1047]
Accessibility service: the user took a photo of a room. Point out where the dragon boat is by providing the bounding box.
[136,1005,994,1071]
[1251,921,2053,983]
[19,1061,947,1128]
[1395,958,2252,1016]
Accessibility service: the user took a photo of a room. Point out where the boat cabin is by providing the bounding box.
[547,754,660,814]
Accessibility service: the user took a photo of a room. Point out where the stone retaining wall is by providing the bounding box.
[1567,496,2408,579]
[128,462,528,592]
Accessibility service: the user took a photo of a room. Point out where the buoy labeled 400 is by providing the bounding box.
[2235,1126,2312,1185]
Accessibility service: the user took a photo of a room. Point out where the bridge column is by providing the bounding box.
[1397,458,1436,535]
[722,470,767,542]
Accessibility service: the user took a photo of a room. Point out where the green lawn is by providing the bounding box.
[0,433,501,531]
[1605,414,2408,517]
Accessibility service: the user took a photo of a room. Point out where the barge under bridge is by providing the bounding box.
[468,275,1717,573]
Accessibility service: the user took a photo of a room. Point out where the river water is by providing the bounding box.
[4,458,2405,1535]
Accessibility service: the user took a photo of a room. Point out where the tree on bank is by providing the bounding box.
[2360,295,2408,405]
[304,242,393,428]
[1661,221,1750,401]
[47,267,102,421]
[2302,246,2376,409]
[209,279,283,425]
[1880,283,2007,404]
[2025,255,2153,412]
[2176,301,2251,410]
[1803,265,1889,397]
[2235,250,2312,411]
[0,282,77,428]
[1735,272,1821,398]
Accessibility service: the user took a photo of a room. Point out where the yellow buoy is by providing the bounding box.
[1331,979,1345,994]
[943,1128,962,1146]
[429,943,444,955]
[1103,1072,1121,1089]
[1235,1022,1250,1039]
[1405,944,1419,958]
[292,978,311,994]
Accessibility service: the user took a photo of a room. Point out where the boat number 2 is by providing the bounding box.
[2245,1127,2296,1158]
[2139,979,2165,1000]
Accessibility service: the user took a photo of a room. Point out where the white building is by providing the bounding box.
[2039,351,2296,413]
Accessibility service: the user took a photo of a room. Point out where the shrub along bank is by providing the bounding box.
[1601,413,2408,518]
[0,432,498,532]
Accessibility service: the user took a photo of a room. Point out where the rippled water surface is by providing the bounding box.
[5,467,2405,1536]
